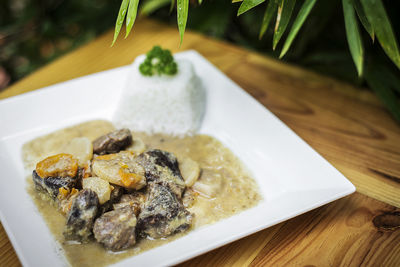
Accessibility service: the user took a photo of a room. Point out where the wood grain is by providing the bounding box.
[0,224,20,267]
[227,54,400,208]
[180,192,400,267]
[1,18,400,267]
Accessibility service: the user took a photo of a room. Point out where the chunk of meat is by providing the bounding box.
[137,184,192,239]
[110,184,124,201]
[92,151,146,189]
[137,149,186,197]
[93,206,137,251]
[93,129,132,155]
[113,193,146,216]
[32,170,79,199]
[97,185,124,215]
[58,188,79,215]
[63,189,99,242]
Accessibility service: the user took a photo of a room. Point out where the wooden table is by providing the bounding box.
[1,18,399,266]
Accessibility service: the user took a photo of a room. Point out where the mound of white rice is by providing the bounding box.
[113,55,206,136]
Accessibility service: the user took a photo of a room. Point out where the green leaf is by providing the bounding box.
[279,0,316,58]
[237,0,265,16]
[141,0,170,15]
[170,0,175,13]
[199,0,203,4]
[259,0,278,39]
[273,0,296,50]
[361,0,400,69]
[177,0,189,45]
[125,0,140,38]
[383,70,400,94]
[369,59,400,94]
[342,0,364,76]
[353,0,374,41]
[112,0,129,46]
[365,64,400,123]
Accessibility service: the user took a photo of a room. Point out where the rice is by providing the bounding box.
[113,56,206,136]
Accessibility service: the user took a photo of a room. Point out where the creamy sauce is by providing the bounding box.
[23,120,261,267]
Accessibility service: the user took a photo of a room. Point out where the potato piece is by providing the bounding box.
[192,170,224,198]
[127,137,146,154]
[63,137,93,166]
[82,177,111,204]
[192,182,217,198]
[92,151,146,190]
[179,157,200,187]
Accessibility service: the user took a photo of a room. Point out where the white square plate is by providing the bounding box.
[0,51,355,266]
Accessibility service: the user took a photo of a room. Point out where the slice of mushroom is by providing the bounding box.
[179,157,200,187]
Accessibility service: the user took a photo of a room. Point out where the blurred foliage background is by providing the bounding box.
[1,0,399,120]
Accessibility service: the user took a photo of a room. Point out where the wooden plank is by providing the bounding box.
[226,54,400,207]
[179,192,400,266]
[250,192,400,266]
[0,224,20,267]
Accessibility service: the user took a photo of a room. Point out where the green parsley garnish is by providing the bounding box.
[139,46,178,76]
